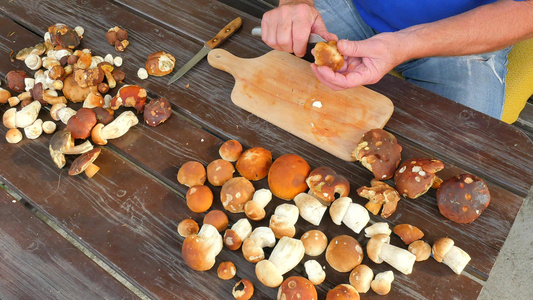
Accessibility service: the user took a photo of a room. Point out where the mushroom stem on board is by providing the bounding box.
[432,237,471,274]
[367,234,416,275]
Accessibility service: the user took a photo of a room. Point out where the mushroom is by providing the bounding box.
[49,130,94,168]
[432,237,471,274]
[242,226,276,263]
[67,108,97,139]
[352,128,402,180]
[186,185,213,213]
[244,188,272,221]
[105,26,129,52]
[393,224,424,245]
[329,197,352,225]
[394,158,445,199]
[357,179,401,218]
[110,85,147,113]
[220,177,255,213]
[143,97,172,127]
[62,74,97,103]
[219,139,242,162]
[217,261,236,280]
[255,236,305,288]
[177,218,199,238]
[437,174,491,224]
[23,119,43,139]
[300,229,328,256]
[223,218,252,250]
[145,51,176,76]
[6,70,28,93]
[304,260,326,285]
[293,192,327,226]
[269,203,299,239]
[24,53,42,71]
[68,148,102,178]
[74,68,104,88]
[306,166,350,203]
[0,87,11,104]
[235,147,272,181]
[325,235,364,273]
[5,128,23,144]
[277,276,318,300]
[3,108,17,129]
[177,161,206,187]
[342,203,370,234]
[91,111,139,145]
[98,62,116,89]
[349,264,373,294]
[181,223,223,271]
[232,279,254,300]
[15,100,41,128]
[313,41,344,71]
[326,284,360,300]
[364,222,392,238]
[371,271,394,296]
[366,233,416,275]
[408,240,432,262]
[206,159,235,186]
[48,24,80,49]
[203,210,228,232]
[267,153,311,200]
[93,107,114,125]
[83,91,104,108]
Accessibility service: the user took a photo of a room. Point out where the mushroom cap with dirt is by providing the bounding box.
[68,148,102,178]
[352,128,402,180]
[306,166,350,202]
[220,177,255,213]
[394,158,444,199]
[177,161,206,187]
[277,276,318,300]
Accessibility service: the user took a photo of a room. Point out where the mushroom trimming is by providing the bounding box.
[255,236,305,288]
[432,237,471,274]
[357,179,401,218]
[367,233,416,275]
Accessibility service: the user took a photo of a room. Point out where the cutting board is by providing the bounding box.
[207,49,394,161]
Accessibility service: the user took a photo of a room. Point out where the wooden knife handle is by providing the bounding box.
[204,17,242,50]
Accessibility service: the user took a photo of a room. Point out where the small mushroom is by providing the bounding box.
[432,237,471,274]
[91,111,139,145]
[110,85,147,113]
[217,261,237,280]
[408,240,431,262]
[366,233,416,275]
[329,196,352,225]
[203,210,228,232]
[393,224,424,245]
[364,222,391,238]
[3,108,17,129]
[232,279,254,300]
[357,179,401,218]
[0,87,11,104]
[255,237,305,288]
[145,51,176,76]
[23,119,43,139]
[74,68,104,88]
[371,271,394,296]
[24,53,42,71]
[67,108,97,139]
[300,229,328,256]
[244,188,272,221]
[267,153,311,200]
[394,158,444,199]
[342,202,370,234]
[313,41,344,71]
[68,148,102,178]
[177,218,199,238]
[304,260,326,285]
[186,185,213,213]
[5,128,23,144]
[306,166,350,203]
[206,159,235,187]
[277,276,317,300]
[83,91,104,108]
[143,98,172,127]
[325,235,364,273]
[269,203,299,239]
[49,130,94,168]
[352,128,402,180]
[437,174,491,224]
[326,284,360,300]
[242,226,276,263]
[93,107,114,125]
[293,192,327,226]
[181,224,223,271]
[235,147,272,181]
[219,140,242,162]
[223,218,252,250]
[177,161,206,187]
[349,264,373,294]
[98,62,116,89]
[220,177,255,213]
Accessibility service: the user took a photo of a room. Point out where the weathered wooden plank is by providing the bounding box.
[0,187,138,300]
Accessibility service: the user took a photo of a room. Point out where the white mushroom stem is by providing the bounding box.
[244,189,272,220]
[15,101,41,128]
[251,188,272,208]
[24,119,43,139]
[304,260,326,285]
[92,111,138,145]
[329,197,352,225]
[269,203,299,238]
[342,203,370,234]
[441,245,471,274]
[242,227,276,263]
[3,108,17,129]
[58,107,77,124]
[368,234,416,275]
[268,236,305,275]
[364,222,392,238]
[231,218,252,241]
[197,223,223,262]
[293,193,327,226]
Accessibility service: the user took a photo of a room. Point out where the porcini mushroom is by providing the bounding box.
[67,108,97,139]
[325,235,364,273]
[219,139,242,162]
[110,85,147,113]
[15,100,41,128]
[177,161,206,187]
[277,276,318,300]
[203,210,228,232]
[293,192,327,226]
[242,226,276,263]
[68,148,102,178]
[91,111,139,145]
[24,119,43,139]
[432,237,471,274]
[304,260,326,285]
[143,97,172,127]
[217,261,236,280]
[408,240,431,262]
[224,218,252,250]
[342,203,370,234]
[177,218,199,237]
[329,197,352,225]
[255,237,305,288]
[326,284,360,300]
[49,130,94,169]
[267,153,311,200]
[244,188,272,221]
[206,159,235,186]
[6,128,23,144]
[349,264,373,294]
[364,222,392,238]
[235,147,272,181]
[394,158,444,199]
[300,229,328,256]
[145,51,176,76]
[232,279,254,300]
[393,224,424,245]
[306,166,350,203]
[3,108,17,129]
[366,233,416,275]
[371,271,394,295]
[181,223,223,271]
[269,203,299,239]
[186,185,213,213]
[352,128,402,180]
[220,177,255,213]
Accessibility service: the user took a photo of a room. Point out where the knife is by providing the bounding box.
[251,26,326,43]
[167,17,243,85]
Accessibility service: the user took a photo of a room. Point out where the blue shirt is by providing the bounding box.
[353,0,498,32]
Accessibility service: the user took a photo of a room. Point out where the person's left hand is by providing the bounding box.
[311,33,405,90]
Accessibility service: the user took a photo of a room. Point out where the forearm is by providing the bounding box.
[397,0,533,61]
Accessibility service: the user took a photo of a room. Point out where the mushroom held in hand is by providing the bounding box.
[366,233,416,275]
[357,179,401,218]
[268,154,311,200]
[220,177,255,213]
[394,158,445,199]
[314,41,344,71]
[277,276,318,300]
[432,237,471,274]
[91,111,139,145]
[181,224,223,271]
[326,284,360,300]
[352,128,402,180]
[437,174,491,223]
[306,166,350,203]
[68,148,102,178]
[326,235,364,273]
[235,147,272,181]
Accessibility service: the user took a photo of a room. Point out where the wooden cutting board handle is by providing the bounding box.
[208,49,394,161]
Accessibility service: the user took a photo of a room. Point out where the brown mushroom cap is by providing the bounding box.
[268,154,311,200]
[432,237,455,263]
[110,85,147,113]
[203,210,228,232]
[300,230,328,256]
[326,284,360,300]
[177,161,206,187]
[394,158,444,199]
[437,174,491,223]
[326,235,364,273]
[408,240,431,261]
[145,51,176,76]
[306,166,350,202]
[357,179,401,218]
[220,177,255,213]
[6,70,28,93]
[92,107,114,125]
[68,148,102,177]
[232,279,254,300]
[235,147,272,181]
[393,224,424,245]
[349,264,373,294]
[48,23,80,49]
[217,261,236,280]
[223,229,243,251]
[177,218,199,237]
[67,108,97,139]
[219,140,243,162]
[206,159,235,186]
[314,41,344,71]
[143,98,172,127]
[186,185,213,213]
[277,276,318,300]
[352,128,402,180]
[62,74,96,103]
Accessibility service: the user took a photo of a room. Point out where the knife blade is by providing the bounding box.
[251,26,326,43]
[167,17,242,85]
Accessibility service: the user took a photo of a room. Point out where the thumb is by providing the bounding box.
[337,39,369,57]
[311,16,338,41]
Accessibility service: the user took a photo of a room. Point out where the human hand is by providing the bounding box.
[261,0,337,57]
[311,34,405,90]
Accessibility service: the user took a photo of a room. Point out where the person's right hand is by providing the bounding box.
[261,0,337,57]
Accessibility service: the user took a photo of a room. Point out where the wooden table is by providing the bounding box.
[0,1,531,299]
